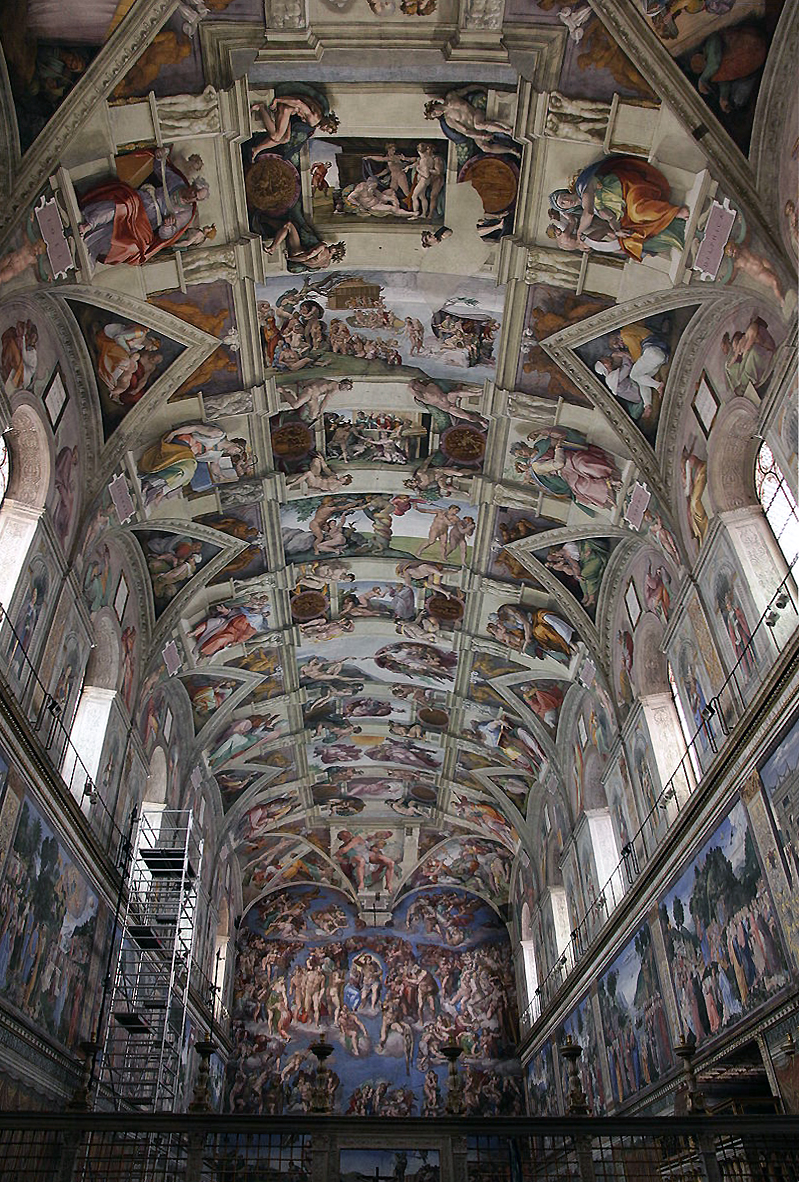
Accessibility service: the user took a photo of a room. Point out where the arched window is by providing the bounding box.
[0,435,9,506]
[756,443,799,567]
[520,902,539,1009]
[213,894,231,1023]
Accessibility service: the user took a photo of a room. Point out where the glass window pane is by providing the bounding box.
[756,443,799,568]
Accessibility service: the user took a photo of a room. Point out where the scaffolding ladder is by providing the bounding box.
[100,808,204,1113]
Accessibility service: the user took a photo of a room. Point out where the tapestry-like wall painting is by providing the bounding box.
[0,789,104,1050]
[596,923,674,1105]
[526,1039,559,1115]
[659,799,789,1047]
[556,993,606,1114]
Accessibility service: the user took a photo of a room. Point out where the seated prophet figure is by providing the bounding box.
[548,155,689,261]
[78,148,209,266]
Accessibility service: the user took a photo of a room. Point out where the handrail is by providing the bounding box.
[0,600,126,862]
[0,1111,797,1136]
[2,1110,797,1182]
[522,558,799,1033]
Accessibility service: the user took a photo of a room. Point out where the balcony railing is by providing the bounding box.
[0,1112,798,1182]
[0,607,230,1045]
[0,600,127,865]
[522,559,799,1033]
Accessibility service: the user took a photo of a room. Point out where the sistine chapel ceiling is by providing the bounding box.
[0,0,796,930]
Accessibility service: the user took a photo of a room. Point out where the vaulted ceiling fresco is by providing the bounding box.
[0,0,795,928]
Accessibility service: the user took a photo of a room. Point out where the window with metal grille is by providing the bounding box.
[756,442,799,567]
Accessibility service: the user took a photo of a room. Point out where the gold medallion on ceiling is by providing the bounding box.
[291,590,329,622]
[440,424,486,465]
[245,157,302,215]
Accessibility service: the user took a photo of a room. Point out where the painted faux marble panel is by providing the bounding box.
[659,799,789,1046]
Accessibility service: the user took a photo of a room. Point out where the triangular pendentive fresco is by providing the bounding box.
[149,282,243,403]
[572,305,700,444]
[646,0,786,155]
[65,300,186,439]
[132,529,225,618]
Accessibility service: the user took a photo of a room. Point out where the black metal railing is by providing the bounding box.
[0,1112,798,1182]
[522,559,799,1032]
[0,600,127,863]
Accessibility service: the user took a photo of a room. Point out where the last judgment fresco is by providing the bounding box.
[229,886,522,1116]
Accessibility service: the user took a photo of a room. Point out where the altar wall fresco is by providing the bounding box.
[228,885,522,1116]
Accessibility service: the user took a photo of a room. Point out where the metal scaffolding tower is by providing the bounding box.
[101,808,205,1112]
